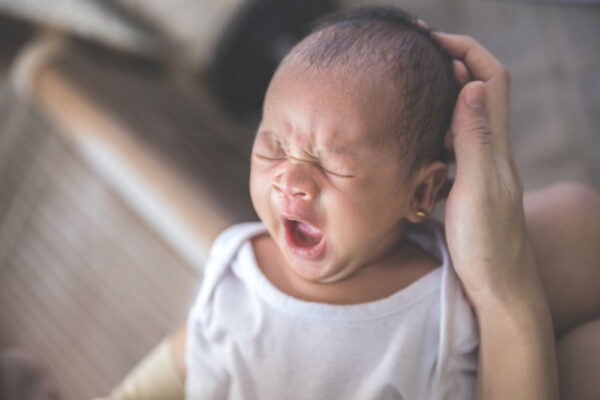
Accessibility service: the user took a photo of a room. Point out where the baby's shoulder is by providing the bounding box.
[210,222,266,255]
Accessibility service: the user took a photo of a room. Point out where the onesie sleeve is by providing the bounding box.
[184,223,264,399]
[184,226,241,399]
[185,295,230,399]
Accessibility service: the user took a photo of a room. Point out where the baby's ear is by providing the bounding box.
[406,162,448,223]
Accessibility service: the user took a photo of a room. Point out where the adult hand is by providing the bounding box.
[435,33,534,308]
[433,32,559,399]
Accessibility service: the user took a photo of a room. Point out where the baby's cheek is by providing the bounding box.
[249,172,266,209]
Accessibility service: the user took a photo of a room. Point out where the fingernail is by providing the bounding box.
[416,18,430,30]
[465,82,486,109]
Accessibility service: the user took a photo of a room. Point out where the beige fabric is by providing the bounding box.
[93,337,184,400]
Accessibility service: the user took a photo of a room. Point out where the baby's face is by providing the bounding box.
[250,62,417,283]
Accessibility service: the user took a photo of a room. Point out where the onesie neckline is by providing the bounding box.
[231,220,447,322]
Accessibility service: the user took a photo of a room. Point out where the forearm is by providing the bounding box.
[473,256,558,400]
[433,29,560,400]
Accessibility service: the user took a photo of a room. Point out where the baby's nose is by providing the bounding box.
[272,162,318,200]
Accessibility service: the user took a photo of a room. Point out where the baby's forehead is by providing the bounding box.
[273,58,402,119]
[264,63,406,157]
[280,51,405,107]
[281,29,420,108]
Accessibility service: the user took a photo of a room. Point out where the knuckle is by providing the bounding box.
[476,130,493,146]
[477,125,492,142]
[467,118,492,145]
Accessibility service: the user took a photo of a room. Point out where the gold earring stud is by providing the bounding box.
[416,210,428,218]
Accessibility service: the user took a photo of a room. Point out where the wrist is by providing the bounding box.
[464,240,542,311]
[474,277,554,341]
[472,261,559,400]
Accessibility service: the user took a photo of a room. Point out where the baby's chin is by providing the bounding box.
[281,248,361,284]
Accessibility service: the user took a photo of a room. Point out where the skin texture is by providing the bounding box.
[249,59,447,304]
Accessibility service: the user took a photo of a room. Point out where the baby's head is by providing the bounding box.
[250,6,455,284]
[288,7,456,173]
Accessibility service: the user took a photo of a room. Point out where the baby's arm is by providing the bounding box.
[93,326,186,400]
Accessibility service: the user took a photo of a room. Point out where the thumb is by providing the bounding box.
[450,81,493,172]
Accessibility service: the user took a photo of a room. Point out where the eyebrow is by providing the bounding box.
[257,130,280,148]
[326,145,358,159]
[258,129,359,162]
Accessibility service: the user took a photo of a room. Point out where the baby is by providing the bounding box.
[185,6,478,399]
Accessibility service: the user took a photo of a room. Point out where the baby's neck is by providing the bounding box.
[252,234,440,305]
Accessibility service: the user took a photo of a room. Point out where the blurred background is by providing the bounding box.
[0,0,598,398]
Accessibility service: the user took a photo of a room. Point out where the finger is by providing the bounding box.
[432,32,505,83]
[435,32,511,143]
[415,18,430,31]
[450,81,495,179]
[453,60,471,88]
[445,62,471,156]
[453,83,513,166]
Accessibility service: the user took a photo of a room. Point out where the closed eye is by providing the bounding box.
[254,153,285,162]
[255,152,354,178]
[322,167,355,179]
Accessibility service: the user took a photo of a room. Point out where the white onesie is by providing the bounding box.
[186,220,478,399]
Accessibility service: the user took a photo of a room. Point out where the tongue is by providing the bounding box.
[292,221,323,247]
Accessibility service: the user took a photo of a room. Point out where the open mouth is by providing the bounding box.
[283,219,325,259]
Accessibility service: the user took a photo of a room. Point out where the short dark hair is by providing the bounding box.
[283,6,456,173]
